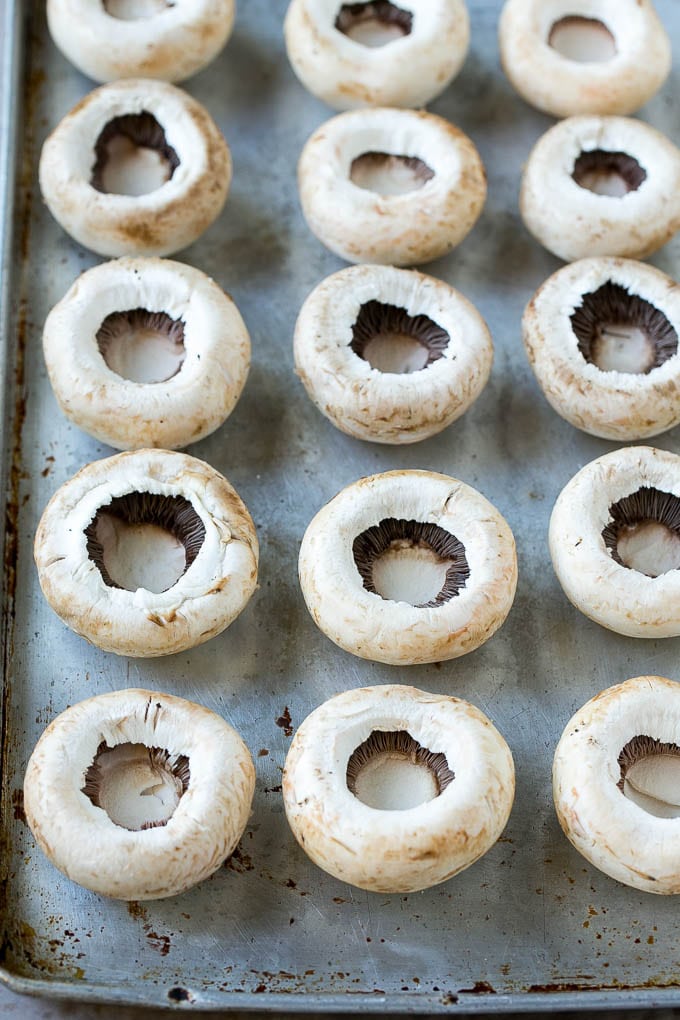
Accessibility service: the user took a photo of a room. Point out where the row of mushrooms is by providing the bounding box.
[22,0,680,909]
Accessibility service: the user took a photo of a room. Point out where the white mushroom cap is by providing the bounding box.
[294,264,493,444]
[34,449,259,657]
[523,257,680,441]
[43,257,250,451]
[283,685,515,893]
[284,0,470,111]
[47,0,236,84]
[499,0,671,118]
[24,688,255,900]
[39,79,231,258]
[553,675,680,894]
[299,470,517,665]
[520,116,680,263]
[549,446,680,638]
[298,108,487,266]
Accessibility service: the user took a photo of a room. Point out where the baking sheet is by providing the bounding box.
[1,0,680,1011]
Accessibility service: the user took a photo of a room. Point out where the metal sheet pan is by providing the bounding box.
[1,0,680,1011]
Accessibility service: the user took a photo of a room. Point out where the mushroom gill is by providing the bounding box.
[602,487,680,577]
[85,492,206,593]
[548,16,617,63]
[572,150,647,197]
[335,1,413,47]
[350,152,435,196]
[350,300,450,373]
[82,741,190,830]
[346,730,454,810]
[97,308,186,384]
[570,281,678,374]
[353,518,470,607]
[103,0,175,17]
[618,735,680,819]
[91,111,180,196]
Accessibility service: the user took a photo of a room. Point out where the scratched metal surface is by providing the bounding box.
[1,0,680,1012]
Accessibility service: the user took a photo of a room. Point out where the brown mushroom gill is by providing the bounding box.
[602,487,680,577]
[82,741,190,830]
[353,518,469,606]
[572,150,647,198]
[618,735,680,819]
[91,111,179,196]
[335,1,413,47]
[548,16,617,63]
[85,492,206,593]
[570,281,678,374]
[104,0,175,18]
[97,308,186,384]
[350,300,450,373]
[350,152,435,197]
[347,730,454,810]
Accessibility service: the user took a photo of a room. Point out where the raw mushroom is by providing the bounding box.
[499,0,671,117]
[298,470,517,664]
[298,107,486,266]
[294,264,493,443]
[523,257,680,440]
[553,675,680,894]
[284,0,469,110]
[47,0,236,84]
[43,257,251,451]
[23,688,255,900]
[549,446,680,638]
[39,79,231,257]
[34,449,258,657]
[520,115,680,262]
[283,684,515,892]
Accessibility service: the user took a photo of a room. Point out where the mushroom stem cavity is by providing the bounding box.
[85,492,206,593]
[82,741,190,830]
[103,0,175,18]
[353,518,469,607]
[618,735,680,819]
[350,152,435,196]
[548,16,617,64]
[96,307,186,384]
[570,281,678,375]
[572,149,647,197]
[91,111,180,196]
[335,1,413,47]
[602,487,680,577]
[346,730,454,810]
[350,300,450,374]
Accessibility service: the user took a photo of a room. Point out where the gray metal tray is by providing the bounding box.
[1,0,680,1011]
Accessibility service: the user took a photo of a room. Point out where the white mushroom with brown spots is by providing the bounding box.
[283,684,515,893]
[550,446,680,638]
[43,257,251,451]
[298,470,517,665]
[553,675,680,894]
[23,688,255,900]
[34,449,258,657]
[39,79,231,257]
[284,0,470,111]
[294,264,493,444]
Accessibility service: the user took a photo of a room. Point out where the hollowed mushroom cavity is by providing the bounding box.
[548,16,617,63]
[572,150,647,197]
[602,487,680,577]
[91,112,180,196]
[350,152,435,196]
[82,741,190,830]
[103,0,175,18]
[346,730,454,810]
[85,492,206,593]
[96,308,186,384]
[350,300,450,373]
[618,735,680,819]
[353,518,469,606]
[335,1,413,47]
[570,282,678,374]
